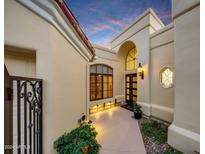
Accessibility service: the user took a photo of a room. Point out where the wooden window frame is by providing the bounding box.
[90,64,113,101]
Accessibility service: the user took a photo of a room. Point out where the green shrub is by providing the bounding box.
[54,122,101,154]
[133,103,142,114]
[141,121,167,143]
[163,148,183,154]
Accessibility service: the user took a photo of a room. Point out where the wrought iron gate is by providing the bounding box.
[6,75,43,154]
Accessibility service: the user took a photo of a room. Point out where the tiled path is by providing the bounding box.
[90,107,146,154]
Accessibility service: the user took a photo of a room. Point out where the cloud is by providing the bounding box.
[108,18,124,26]
[89,24,111,34]
[91,35,113,49]
[96,41,111,49]
[84,23,120,36]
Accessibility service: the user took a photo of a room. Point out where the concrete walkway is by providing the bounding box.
[90,107,146,154]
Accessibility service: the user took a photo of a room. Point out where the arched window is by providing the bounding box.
[126,48,137,70]
[90,64,113,101]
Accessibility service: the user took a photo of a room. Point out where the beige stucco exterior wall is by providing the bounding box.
[150,24,174,122]
[4,47,36,77]
[110,10,164,116]
[168,0,200,153]
[5,0,89,153]
[89,46,124,107]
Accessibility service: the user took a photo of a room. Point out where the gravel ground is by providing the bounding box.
[138,117,177,154]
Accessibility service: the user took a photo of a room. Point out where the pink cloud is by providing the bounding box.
[109,18,124,26]
[91,25,111,33]
[86,24,120,35]
[96,41,111,49]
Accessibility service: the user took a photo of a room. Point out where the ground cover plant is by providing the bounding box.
[138,117,183,154]
[141,120,167,143]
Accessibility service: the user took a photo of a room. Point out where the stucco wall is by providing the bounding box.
[89,46,124,107]
[4,47,36,77]
[5,0,88,153]
[110,12,154,116]
[150,24,174,122]
[168,0,200,153]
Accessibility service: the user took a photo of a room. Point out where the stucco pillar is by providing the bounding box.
[168,0,200,153]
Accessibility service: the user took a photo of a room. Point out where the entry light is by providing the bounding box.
[138,63,144,79]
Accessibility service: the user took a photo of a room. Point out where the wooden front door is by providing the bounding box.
[125,74,137,106]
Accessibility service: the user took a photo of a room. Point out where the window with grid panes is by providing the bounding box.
[90,64,113,101]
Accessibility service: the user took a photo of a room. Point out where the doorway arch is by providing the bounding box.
[118,41,138,109]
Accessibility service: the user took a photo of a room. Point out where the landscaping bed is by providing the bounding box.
[138,117,183,154]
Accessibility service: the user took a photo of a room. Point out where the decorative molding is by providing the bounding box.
[16,0,93,62]
[169,124,200,143]
[173,2,200,20]
[110,8,164,43]
[93,44,117,54]
[152,104,173,113]
[111,24,150,49]
[150,23,174,39]
[149,9,165,27]
[151,104,174,122]
[96,56,121,62]
[138,102,151,116]
[150,40,174,50]
[138,102,174,122]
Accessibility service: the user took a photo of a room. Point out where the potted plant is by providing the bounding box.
[133,103,142,119]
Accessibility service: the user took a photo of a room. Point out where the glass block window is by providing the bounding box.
[160,67,174,88]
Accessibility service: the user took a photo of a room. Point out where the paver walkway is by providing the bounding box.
[90,107,146,154]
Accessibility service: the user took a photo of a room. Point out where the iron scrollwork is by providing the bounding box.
[20,80,42,114]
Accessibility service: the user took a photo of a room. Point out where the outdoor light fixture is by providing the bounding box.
[138,63,144,79]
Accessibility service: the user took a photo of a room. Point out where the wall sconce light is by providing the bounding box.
[138,63,144,79]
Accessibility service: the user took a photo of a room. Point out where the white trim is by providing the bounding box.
[149,8,165,27]
[150,23,174,39]
[138,102,174,121]
[93,44,117,54]
[110,8,164,43]
[138,102,151,116]
[96,56,121,62]
[168,123,200,153]
[152,104,173,113]
[169,124,200,143]
[16,0,93,62]
[151,104,174,122]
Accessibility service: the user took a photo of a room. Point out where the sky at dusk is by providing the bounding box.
[65,0,172,48]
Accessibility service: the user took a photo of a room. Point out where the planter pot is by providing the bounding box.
[134,112,142,119]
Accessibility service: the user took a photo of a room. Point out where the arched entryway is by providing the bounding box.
[119,41,138,110]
